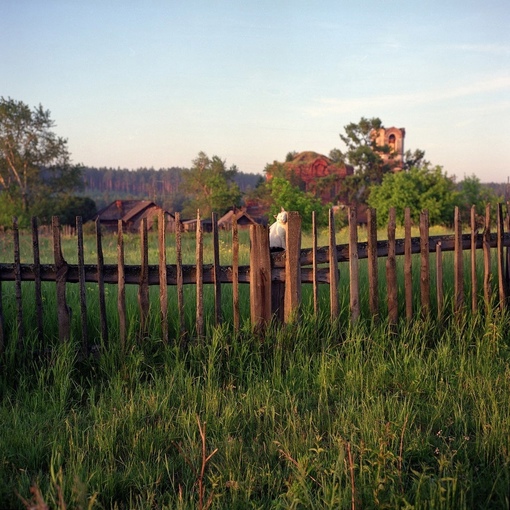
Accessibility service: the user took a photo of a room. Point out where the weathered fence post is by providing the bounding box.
[53,216,71,342]
[367,208,379,319]
[232,215,240,331]
[175,212,186,343]
[117,220,127,351]
[483,204,492,311]
[195,210,204,338]
[284,211,301,323]
[349,207,360,323]
[329,209,339,321]
[250,224,272,333]
[95,218,108,345]
[404,208,413,321]
[312,211,319,315]
[158,210,168,343]
[497,203,507,310]
[76,216,89,356]
[212,212,222,326]
[470,206,477,314]
[139,217,150,338]
[32,217,43,342]
[454,206,464,314]
[419,210,430,317]
[13,217,24,346]
[386,208,398,324]
[436,241,444,318]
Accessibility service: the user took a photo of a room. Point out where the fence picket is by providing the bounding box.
[32,217,43,342]
[117,220,127,351]
[250,224,271,332]
[436,241,444,319]
[367,208,379,319]
[404,208,413,321]
[158,210,168,343]
[349,207,360,323]
[454,206,464,314]
[77,216,88,355]
[212,212,221,326]
[232,216,240,331]
[386,208,398,324]
[196,211,204,338]
[312,211,319,315]
[497,203,506,310]
[420,210,430,317]
[285,211,302,323]
[139,218,150,338]
[483,204,492,311]
[175,213,185,343]
[329,209,339,321]
[13,217,23,346]
[95,218,108,344]
[471,206,477,314]
[53,216,71,342]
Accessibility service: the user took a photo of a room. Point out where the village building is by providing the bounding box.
[95,200,175,233]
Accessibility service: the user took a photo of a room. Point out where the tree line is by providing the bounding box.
[0,97,504,229]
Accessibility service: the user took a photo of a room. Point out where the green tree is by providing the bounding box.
[268,177,329,228]
[0,97,83,224]
[457,174,501,224]
[181,151,241,218]
[367,165,459,226]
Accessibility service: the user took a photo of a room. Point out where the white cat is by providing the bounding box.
[269,208,288,250]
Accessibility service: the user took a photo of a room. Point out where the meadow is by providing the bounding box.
[0,227,509,509]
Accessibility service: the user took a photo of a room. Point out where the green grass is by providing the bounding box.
[1,310,510,508]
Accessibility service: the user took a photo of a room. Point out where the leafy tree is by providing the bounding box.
[367,165,459,226]
[268,177,329,228]
[457,174,501,224]
[0,97,83,224]
[34,196,97,226]
[181,151,241,218]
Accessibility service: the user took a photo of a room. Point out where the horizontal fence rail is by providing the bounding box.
[1,204,510,354]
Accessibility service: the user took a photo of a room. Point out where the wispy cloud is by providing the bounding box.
[453,43,510,55]
[306,75,510,117]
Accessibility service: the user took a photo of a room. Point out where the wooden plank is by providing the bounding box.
[284,211,302,323]
[312,211,319,315]
[454,206,464,314]
[367,207,379,318]
[250,224,272,333]
[436,241,444,319]
[117,220,127,351]
[404,208,413,321]
[76,216,89,356]
[139,217,150,338]
[212,212,221,326]
[232,215,240,331]
[329,208,339,321]
[348,206,360,323]
[175,212,185,343]
[483,204,492,311]
[13,217,24,346]
[53,216,71,342]
[419,210,430,317]
[497,203,506,310]
[95,218,108,344]
[158,210,168,343]
[195,211,204,338]
[386,208,398,324]
[470,206,477,314]
[32,217,43,342]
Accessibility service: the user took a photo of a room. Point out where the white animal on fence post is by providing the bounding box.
[269,208,288,250]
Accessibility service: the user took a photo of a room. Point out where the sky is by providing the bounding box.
[2,1,510,182]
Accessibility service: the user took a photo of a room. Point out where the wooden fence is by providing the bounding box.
[1,204,510,354]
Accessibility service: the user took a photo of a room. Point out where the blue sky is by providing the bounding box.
[2,1,509,181]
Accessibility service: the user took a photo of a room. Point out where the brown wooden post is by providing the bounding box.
[76,216,89,356]
[158,210,168,343]
[367,207,379,319]
[436,241,444,319]
[454,206,464,314]
[386,208,398,324]
[13,217,24,346]
[95,218,108,345]
[284,211,301,323]
[497,203,507,310]
[250,224,272,333]
[470,205,477,314]
[419,210,430,317]
[312,211,319,315]
[139,217,150,338]
[232,215,240,331]
[483,204,492,311]
[195,211,204,338]
[404,208,413,321]
[329,209,339,322]
[32,217,43,342]
[212,212,222,326]
[349,207,360,323]
[117,220,127,351]
[53,216,71,342]
[175,212,185,343]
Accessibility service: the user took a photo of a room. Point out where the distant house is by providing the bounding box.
[94,200,175,233]
[217,208,260,230]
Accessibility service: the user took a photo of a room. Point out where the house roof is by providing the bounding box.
[95,200,174,223]
[218,208,258,226]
